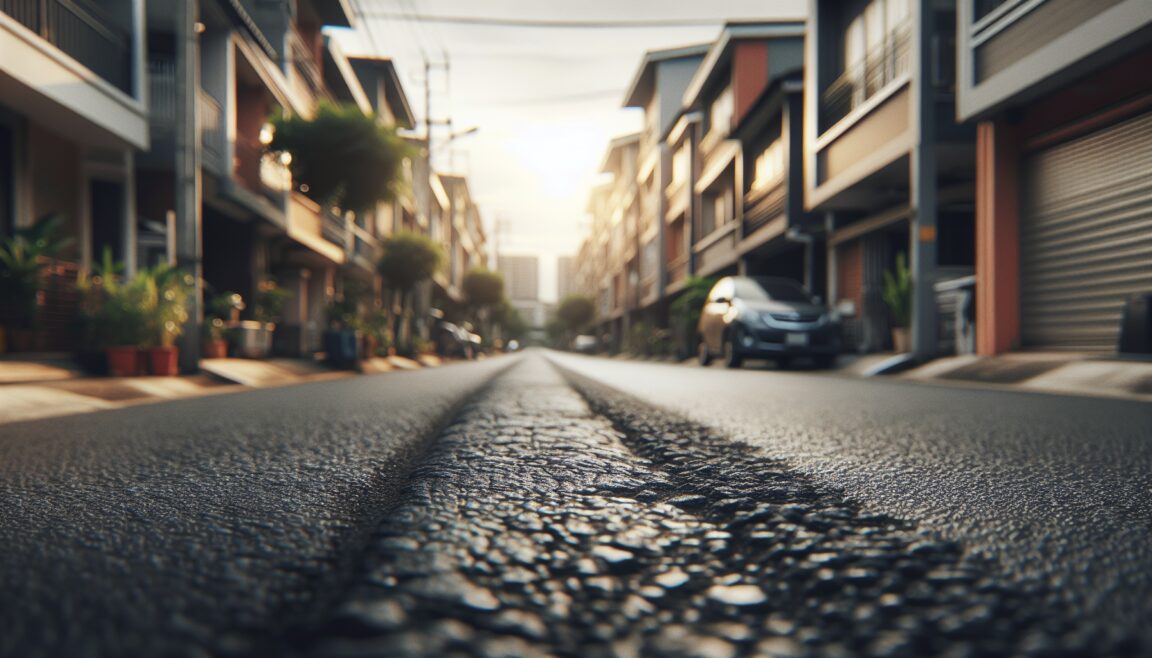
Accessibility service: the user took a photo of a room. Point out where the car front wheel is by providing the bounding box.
[723,328,744,369]
[697,336,712,366]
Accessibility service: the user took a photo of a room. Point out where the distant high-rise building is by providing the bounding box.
[498,255,539,302]
[557,256,577,301]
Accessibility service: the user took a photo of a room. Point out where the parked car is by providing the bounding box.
[697,276,841,369]
[435,321,475,359]
[572,334,598,353]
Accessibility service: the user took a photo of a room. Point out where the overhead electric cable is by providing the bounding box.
[352,13,724,29]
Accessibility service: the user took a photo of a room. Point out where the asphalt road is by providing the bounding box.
[1,350,1149,657]
[550,352,1152,637]
[0,356,515,658]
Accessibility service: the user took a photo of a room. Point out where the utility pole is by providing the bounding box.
[175,0,202,373]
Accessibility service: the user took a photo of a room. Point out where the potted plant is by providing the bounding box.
[882,252,913,353]
[323,279,366,368]
[361,308,390,359]
[78,252,150,376]
[237,278,287,358]
[144,264,192,376]
[203,292,243,358]
[0,214,72,352]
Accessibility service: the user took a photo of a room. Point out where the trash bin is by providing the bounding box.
[934,275,976,355]
[1118,292,1152,354]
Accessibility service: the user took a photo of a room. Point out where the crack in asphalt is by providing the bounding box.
[288,356,1144,657]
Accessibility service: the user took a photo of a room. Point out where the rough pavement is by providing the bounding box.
[298,356,1143,658]
[0,357,514,658]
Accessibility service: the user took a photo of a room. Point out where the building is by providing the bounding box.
[499,255,539,302]
[678,21,810,293]
[557,255,577,301]
[1,0,148,351]
[499,254,550,329]
[805,0,976,356]
[622,44,711,333]
[958,0,1152,354]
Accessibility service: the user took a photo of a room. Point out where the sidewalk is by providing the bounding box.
[0,354,450,426]
[894,352,1152,402]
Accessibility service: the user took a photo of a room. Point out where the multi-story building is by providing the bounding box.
[805,0,976,356]
[499,254,551,328]
[678,22,809,291]
[499,255,539,302]
[585,134,640,348]
[557,255,576,301]
[1,0,148,350]
[622,44,710,331]
[958,0,1152,354]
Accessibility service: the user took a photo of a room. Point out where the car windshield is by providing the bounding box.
[735,278,814,303]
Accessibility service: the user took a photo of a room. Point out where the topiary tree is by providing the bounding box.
[555,294,595,347]
[462,268,504,341]
[378,232,443,354]
[269,102,412,214]
[670,275,717,358]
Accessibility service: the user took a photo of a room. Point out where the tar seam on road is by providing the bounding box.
[282,356,1145,658]
[228,360,524,658]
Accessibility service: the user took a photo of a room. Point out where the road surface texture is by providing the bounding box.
[1,350,1149,657]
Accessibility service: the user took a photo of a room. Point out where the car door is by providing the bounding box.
[700,278,734,353]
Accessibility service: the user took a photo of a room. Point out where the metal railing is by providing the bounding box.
[198,91,223,165]
[1,0,132,94]
[821,21,912,130]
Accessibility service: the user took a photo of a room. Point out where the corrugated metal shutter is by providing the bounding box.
[1020,110,1152,351]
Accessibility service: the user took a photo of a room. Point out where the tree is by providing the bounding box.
[269,102,411,214]
[670,276,717,358]
[462,268,504,341]
[378,232,443,354]
[491,299,527,342]
[555,295,595,342]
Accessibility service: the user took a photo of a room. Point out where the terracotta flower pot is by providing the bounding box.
[149,346,180,376]
[202,339,228,359]
[106,346,141,377]
[891,327,911,353]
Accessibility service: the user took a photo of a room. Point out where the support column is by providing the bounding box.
[175,0,203,372]
[911,4,939,359]
[975,120,1020,355]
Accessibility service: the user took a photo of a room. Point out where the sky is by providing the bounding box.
[334,1,807,301]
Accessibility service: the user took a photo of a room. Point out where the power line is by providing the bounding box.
[353,13,724,29]
[469,88,624,108]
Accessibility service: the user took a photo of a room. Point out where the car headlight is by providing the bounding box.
[742,310,769,328]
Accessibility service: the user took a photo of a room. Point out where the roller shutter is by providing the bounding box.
[1020,110,1152,351]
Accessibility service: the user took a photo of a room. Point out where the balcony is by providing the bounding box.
[821,21,912,130]
[234,137,290,203]
[1,0,132,94]
[147,57,224,170]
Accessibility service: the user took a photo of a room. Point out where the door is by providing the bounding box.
[1020,110,1152,351]
[90,180,126,265]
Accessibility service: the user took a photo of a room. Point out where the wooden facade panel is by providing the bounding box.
[820,88,910,183]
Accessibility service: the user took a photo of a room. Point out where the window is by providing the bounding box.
[708,86,734,138]
[672,144,690,188]
[824,0,913,128]
[752,138,786,190]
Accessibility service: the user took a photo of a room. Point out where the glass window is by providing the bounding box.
[735,277,814,303]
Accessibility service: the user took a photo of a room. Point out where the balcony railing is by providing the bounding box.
[1,0,132,94]
[821,21,912,130]
[198,91,223,167]
[147,57,223,168]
